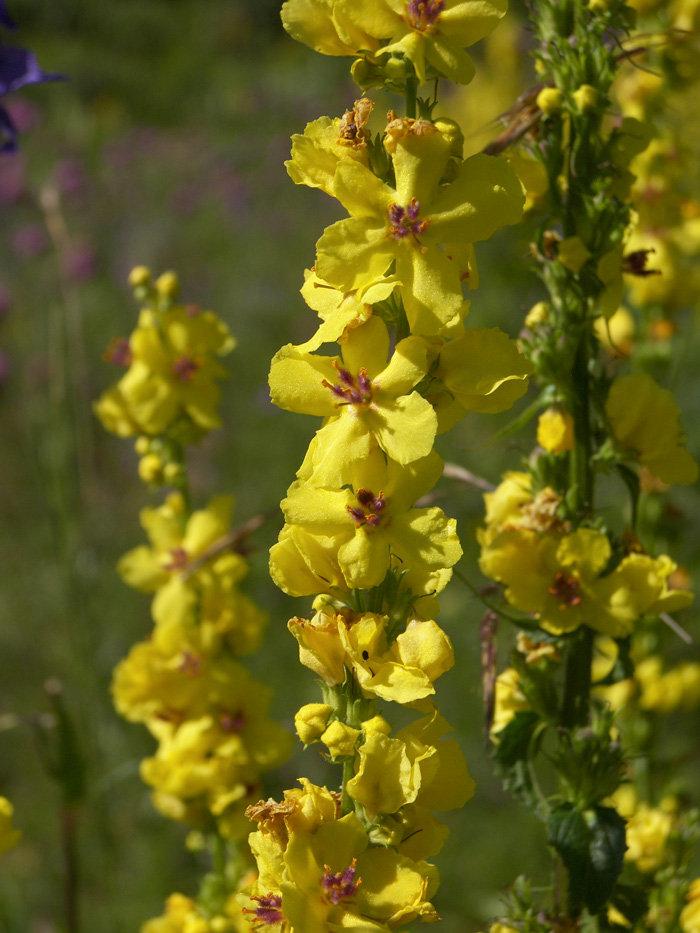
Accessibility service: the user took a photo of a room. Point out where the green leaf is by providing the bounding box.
[493,710,539,771]
[548,803,626,915]
[608,882,649,927]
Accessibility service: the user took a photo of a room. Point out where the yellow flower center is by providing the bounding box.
[405,0,445,31]
[388,198,429,242]
[346,488,388,528]
[321,858,362,905]
[219,708,246,733]
[322,361,373,406]
[172,353,202,382]
[242,893,286,927]
[548,571,582,610]
[178,651,202,677]
[103,336,132,367]
[163,546,189,571]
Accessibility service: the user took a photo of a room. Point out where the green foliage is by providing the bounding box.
[547,802,627,915]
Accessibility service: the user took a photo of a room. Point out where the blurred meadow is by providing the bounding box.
[1,1,700,931]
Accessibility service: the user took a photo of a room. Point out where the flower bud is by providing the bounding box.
[321,720,361,758]
[536,87,564,115]
[573,84,598,112]
[433,117,464,160]
[134,435,150,456]
[537,407,575,454]
[362,715,392,737]
[524,301,549,327]
[128,265,151,288]
[156,270,179,299]
[138,453,164,484]
[294,703,333,745]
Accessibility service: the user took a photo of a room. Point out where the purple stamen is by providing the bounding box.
[406,0,445,30]
[322,859,361,905]
[336,365,356,386]
[172,353,201,383]
[346,489,388,528]
[103,336,132,367]
[243,894,285,926]
[388,203,405,225]
[219,709,246,733]
[322,363,373,408]
[179,651,201,677]
[163,547,189,571]
[388,198,428,240]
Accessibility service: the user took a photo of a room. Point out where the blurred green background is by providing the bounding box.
[1,1,699,931]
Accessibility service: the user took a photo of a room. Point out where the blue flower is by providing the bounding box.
[0,1,62,152]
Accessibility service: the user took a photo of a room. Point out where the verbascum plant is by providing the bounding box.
[238,2,533,930]
[96,269,292,931]
[475,0,699,928]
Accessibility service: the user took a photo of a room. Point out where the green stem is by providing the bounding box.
[213,832,227,878]
[341,759,355,816]
[568,329,593,520]
[561,626,593,730]
[405,74,418,119]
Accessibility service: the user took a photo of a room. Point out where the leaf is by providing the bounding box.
[548,803,627,914]
[608,882,649,927]
[493,710,539,770]
[493,711,542,812]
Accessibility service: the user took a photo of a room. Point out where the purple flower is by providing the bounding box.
[0,2,63,152]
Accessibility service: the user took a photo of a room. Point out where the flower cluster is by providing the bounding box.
[97,269,291,929]
[244,1,535,927]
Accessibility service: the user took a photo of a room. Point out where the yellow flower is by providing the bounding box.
[288,604,453,704]
[681,878,700,933]
[315,118,523,335]
[429,326,532,432]
[95,304,235,439]
[242,781,440,932]
[594,307,635,357]
[269,316,438,485]
[347,710,474,817]
[606,373,698,485]
[295,268,400,354]
[537,406,574,454]
[0,797,21,856]
[272,450,462,598]
[625,803,675,873]
[117,495,262,645]
[490,668,530,739]
[139,671,293,833]
[340,0,508,86]
[636,657,700,714]
[480,527,692,637]
[280,0,382,58]
[509,151,549,213]
[340,611,454,704]
[286,101,373,199]
[557,235,592,273]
